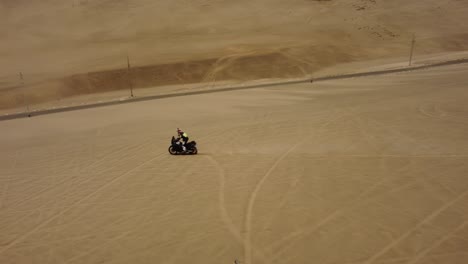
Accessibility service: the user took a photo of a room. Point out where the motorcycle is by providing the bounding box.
[168,136,198,155]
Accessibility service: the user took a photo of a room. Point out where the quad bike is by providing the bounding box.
[168,136,198,155]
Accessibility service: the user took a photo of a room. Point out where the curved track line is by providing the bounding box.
[205,155,243,243]
[366,117,435,153]
[205,155,271,263]
[263,110,356,252]
[417,102,468,126]
[267,108,426,256]
[202,51,259,86]
[268,157,440,257]
[59,130,233,263]
[405,221,467,264]
[261,167,312,231]
[243,142,300,264]
[278,51,311,75]
[363,188,468,264]
[0,151,165,256]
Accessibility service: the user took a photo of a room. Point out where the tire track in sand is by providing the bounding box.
[60,129,233,263]
[0,139,153,248]
[0,151,166,256]
[6,139,151,211]
[243,142,300,264]
[202,51,259,85]
[363,188,468,264]
[257,108,355,254]
[266,107,421,257]
[205,155,271,263]
[405,221,468,264]
[268,154,458,258]
[205,155,243,243]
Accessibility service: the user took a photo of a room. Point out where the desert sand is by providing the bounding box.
[1,0,468,264]
[1,63,468,263]
[1,0,468,110]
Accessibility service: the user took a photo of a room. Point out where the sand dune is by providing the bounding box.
[2,0,468,109]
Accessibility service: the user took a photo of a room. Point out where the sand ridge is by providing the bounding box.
[2,0,468,109]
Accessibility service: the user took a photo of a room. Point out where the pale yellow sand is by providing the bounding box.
[1,63,468,264]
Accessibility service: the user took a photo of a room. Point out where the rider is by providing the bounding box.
[177,128,189,151]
